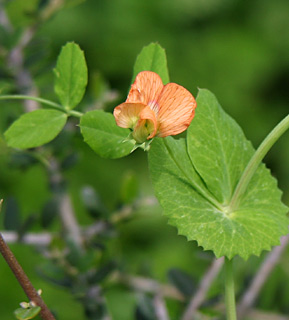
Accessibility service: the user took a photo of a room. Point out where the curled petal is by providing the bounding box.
[139,105,158,138]
[113,102,147,128]
[133,106,158,143]
[126,71,164,108]
[157,83,196,137]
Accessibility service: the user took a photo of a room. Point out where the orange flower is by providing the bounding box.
[113,71,197,145]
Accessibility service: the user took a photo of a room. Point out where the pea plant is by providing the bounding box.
[0,16,289,319]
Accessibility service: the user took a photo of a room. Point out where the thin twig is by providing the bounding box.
[0,3,12,32]
[7,26,39,112]
[181,257,224,320]
[153,292,170,320]
[246,309,289,320]
[116,272,185,301]
[59,193,84,250]
[3,0,67,112]
[238,234,289,319]
[2,231,52,246]
[48,158,84,251]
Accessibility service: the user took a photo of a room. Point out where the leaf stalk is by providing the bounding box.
[225,257,237,320]
[230,114,289,210]
[0,95,83,118]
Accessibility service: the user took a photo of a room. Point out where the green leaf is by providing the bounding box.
[187,89,253,204]
[80,110,135,159]
[54,42,88,109]
[14,306,41,320]
[5,109,67,149]
[148,90,288,260]
[41,199,58,229]
[133,43,169,84]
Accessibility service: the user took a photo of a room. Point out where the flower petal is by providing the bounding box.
[126,71,164,109]
[157,83,196,137]
[113,102,147,128]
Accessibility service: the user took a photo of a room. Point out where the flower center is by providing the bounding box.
[132,119,155,143]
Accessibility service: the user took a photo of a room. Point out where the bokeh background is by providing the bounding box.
[1,0,289,319]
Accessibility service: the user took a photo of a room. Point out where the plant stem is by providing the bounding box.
[230,113,289,210]
[181,257,224,320]
[0,94,83,118]
[0,94,62,110]
[0,202,55,320]
[225,257,237,320]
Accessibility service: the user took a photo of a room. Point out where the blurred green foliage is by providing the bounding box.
[1,0,289,319]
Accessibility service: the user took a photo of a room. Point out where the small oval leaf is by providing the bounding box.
[80,110,135,159]
[133,43,169,84]
[54,42,88,109]
[4,109,67,149]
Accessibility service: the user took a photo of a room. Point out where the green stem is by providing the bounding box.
[230,114,289,210]
[225,257,237,320]
[0,95,83,118]
[68,109,83,118]
[0,94,63,110]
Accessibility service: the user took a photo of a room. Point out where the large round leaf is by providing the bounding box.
[148,90,288,260]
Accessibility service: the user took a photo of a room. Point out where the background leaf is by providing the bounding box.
[5,0,40,28]
[4,109,67,149]
[80,110,135,159]
[148,90,288,260]
[132,43,169,84]
[54,42,88,109]
[3,197,21,231]
[167,268,196,297]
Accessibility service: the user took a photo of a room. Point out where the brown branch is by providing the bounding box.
[0,200,55,319]
[0,231,55,319]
